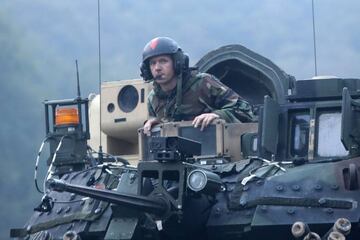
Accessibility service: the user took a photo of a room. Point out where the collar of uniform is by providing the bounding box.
[153,81,177,99]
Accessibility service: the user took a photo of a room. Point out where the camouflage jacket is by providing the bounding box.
[147,72,255,123]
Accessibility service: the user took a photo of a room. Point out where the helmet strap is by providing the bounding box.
[175,71,183,111]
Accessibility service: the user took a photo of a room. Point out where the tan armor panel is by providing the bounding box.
[101,79,152,143]
[139,120,258,162]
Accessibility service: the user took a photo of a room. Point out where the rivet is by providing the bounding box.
[70,193,76,201]
[292,185,300,191]
[314,184,322,191]
[331,184,339,190]
[325,208,334,214]
[65,206,71,213]
[56,207,63,214]
[276,185,284,192]
[256,180,264,185]
[243,186,249,191]
[287,209,295,215]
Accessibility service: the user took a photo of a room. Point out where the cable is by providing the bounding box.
[34,137,50,194]
[87,145,130,165]
[43,135,66,193]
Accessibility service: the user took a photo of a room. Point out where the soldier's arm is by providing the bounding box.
[206,75,255,123]
[144,97,160,135]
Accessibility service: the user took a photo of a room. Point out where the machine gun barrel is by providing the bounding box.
[47,178,168,216]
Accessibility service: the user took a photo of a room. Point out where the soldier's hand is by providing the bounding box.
[192,113,220,131]
[143,118,160,136]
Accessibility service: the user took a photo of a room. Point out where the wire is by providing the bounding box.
[87,145,130,165]
[34,137,50,194]
[43,135,66,193]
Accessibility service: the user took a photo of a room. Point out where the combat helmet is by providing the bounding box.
[140,37,188,80]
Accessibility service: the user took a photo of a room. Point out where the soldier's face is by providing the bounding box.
[149,55,176,86]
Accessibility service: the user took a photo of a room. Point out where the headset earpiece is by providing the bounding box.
[173,50,189,75]
[140,61,152,81]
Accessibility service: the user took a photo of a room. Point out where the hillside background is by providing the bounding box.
[1,1,360,239]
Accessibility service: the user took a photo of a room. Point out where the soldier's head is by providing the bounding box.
[140,37,188,84]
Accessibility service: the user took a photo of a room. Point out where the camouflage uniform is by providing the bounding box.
[147,72,255,123]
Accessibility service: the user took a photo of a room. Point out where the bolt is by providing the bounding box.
[331,184,339,190]
[26,225,32,233]
[314,184,322,191]
[243,186,249,191]
[80,200,85,206]
[89,199,94,205]
[38,211,44,216]
[276,185,284,192]
[240,199,247,207]
[256,180,264,185]
[325,208,334,214]
[65,206,71,213]
[70,193,76,201]
[287,208,295,215]
[56,207,63,214]
[292,185,300,191]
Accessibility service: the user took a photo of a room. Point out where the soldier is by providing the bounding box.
[141,37,254,135]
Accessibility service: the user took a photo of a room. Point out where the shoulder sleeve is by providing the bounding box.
[147,90,157,118]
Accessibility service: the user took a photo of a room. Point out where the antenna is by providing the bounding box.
[97,0,103,159]
[312,0,318,76]
[75,60,81,98]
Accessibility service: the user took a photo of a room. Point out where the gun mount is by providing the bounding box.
[47,178,168,216]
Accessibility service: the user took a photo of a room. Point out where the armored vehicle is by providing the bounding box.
[11,44,360,239]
